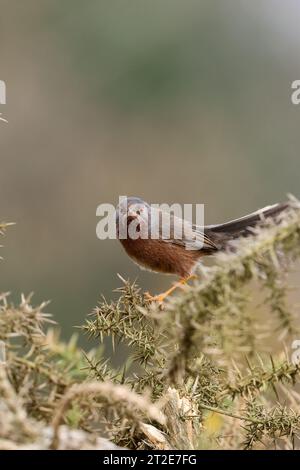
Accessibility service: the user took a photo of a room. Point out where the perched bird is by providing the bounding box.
[116,197,289,302]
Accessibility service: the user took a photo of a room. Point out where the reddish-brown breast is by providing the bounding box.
[120,238,202,278]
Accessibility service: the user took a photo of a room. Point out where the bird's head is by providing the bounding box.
[116,197,151,239]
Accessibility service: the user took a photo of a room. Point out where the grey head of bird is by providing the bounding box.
[116,197,152,239]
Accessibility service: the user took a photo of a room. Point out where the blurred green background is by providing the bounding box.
[1,0,300,341]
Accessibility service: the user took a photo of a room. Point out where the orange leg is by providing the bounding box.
[145,274,197,303]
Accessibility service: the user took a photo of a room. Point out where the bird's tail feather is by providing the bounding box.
[206,202,290,249]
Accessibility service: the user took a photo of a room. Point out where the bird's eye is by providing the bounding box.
[136,210,140,215]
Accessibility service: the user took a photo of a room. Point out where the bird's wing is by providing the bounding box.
[150,208,217,251]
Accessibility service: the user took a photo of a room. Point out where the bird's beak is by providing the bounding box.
[127,209,137,220]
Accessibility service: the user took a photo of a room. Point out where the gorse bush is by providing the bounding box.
[1,198,300,450]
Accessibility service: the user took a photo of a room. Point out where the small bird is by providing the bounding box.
[116,197,289,302]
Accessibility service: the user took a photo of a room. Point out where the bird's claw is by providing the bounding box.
[144,292,166,304]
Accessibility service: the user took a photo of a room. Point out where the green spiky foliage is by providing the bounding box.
[2,197,300,450]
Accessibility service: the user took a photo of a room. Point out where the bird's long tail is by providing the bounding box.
[206,201,290,249]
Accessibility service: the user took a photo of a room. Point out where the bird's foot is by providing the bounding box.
[144,291,167,304]
[145,284,180,304]
[144,275,198,304]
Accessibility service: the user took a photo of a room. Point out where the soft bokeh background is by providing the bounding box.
[1,1,300,341]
